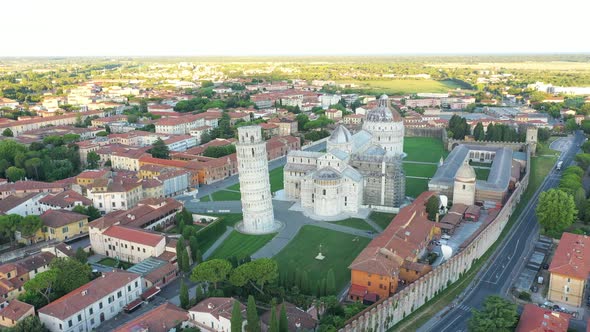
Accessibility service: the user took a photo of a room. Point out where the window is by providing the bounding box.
[99,302,103,309]
[89,307,93,315]
[134,281,138,288]
[368,281,371,286]
[99,203,103,208]
[131,246,134,250]
[78,314,82,322]
[322,189,326,195]
[59,324,62,330]
[127,285,131,291]
[567,278,571,282]
[90,318,95,326]
[62,226,69,233]
[143,248,146,253]
[112,202,116,207]
[79,221,84,228]
[68,320,73,327]
[117,291,122,298]
[462,185,466,190]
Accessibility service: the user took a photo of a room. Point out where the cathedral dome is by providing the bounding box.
[455,162,476,182]
[312,167,342,180]
[328,125,352,144]
[366,95,402,122]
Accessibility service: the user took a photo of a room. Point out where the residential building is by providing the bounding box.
[114,303,188,332]
[0,252,55,302]
[40,210,89,241]
[39,190,93,212]
[0,98,19,110]
[548,232,590,307]
[325,109,343,120]
[348,192,439,302]
[0,300,35,328]
[38,271,142,332]
[189,297,246,332]
[110,147,149,171]
[260,302,318,332]
[0,181,66,200]
[516,304,570,332]
[86,177,143,214]
[276,119,298,136]
[0,193,45,216]
[0,109,114,137]
[75,170,111,187]
[126,257,179,289]
[92,225,166,264]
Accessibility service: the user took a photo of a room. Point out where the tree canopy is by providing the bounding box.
[468,296,518,332]
[190,259,233,289]
[536,189,577,238]
[148,138,170,159]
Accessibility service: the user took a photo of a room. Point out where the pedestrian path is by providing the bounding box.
[365,216,383,233]
[203,227,233,260]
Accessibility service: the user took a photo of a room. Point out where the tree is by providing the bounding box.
[2,128,13,137]
[189,236,200,263]
[24,157,42,179]
[72,205,101,221]
[176,236,190,272]
[246,295,260,332]
[229,258,278,294]
[17,215,42,239]
[279,304,288,332]
[269,300,279,332]
[86,151,100,169]
[179,279,189,309]
[22,269,58,304]
[10,316,48,332]
[326,269,336,295]
[148,138,170,159]
[576,153,590,170]
[565,118,579,132]
[574,187,587,220]
[5,166,25,182]
[426,195,440,221]
[468,295,518,332]
[473,122,485,141]
[231,300,244,332]
[536,189,577,238]
[190,259,233,289]
[50,258,92,296]
[74,248,88,264]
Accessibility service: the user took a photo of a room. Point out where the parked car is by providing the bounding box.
[530,285,538,293]
[542,263,549,269]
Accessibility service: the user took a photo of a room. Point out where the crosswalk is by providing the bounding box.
[456,304,472,312]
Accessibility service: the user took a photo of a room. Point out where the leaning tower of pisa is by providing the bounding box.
[235,126,280,234]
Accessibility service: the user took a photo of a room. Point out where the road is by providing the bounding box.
[422,131,586,332]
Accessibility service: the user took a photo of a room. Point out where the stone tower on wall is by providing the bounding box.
[453,161,476,206]
[526,127,538,155]
[236,126,280,234]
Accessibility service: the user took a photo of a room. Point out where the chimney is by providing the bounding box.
[207,303,214,309]
[81,290,88,296]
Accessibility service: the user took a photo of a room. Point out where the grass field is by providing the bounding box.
[342,79,464,94]
[405,177,430,198]
[210,190,241,201]
[331,218,376,231]
[404,137,448,163]
[274,226,371,292]
[209,231,276,260]
[390,154,557,331]
[403,163,437,178]
[369,212,397,229]
[474,167,491,181]
[213,166,284,195]
[97,258,133,270]
[200,195,211,202]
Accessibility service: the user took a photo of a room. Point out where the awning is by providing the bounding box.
[349,284,368,297]
[124,298,143,311]
[141,286,161,300]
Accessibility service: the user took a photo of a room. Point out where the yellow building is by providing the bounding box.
[548,232,590,307]
[40,210,89,241]
[75,169,110,186]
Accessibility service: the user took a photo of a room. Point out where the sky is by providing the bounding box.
[2,0,589,56]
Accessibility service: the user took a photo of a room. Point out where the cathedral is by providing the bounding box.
[284,95,406,218]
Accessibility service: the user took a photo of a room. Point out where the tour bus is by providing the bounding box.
[556,160,563,171]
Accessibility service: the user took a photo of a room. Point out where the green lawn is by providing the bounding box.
[226,182,240,191]
[211,190,241,201]
[405,177,430,198]
[403,163,437,178]
[331,218,376,231]
[369,212,397,230]
[342,79,464,94]
[200,195,211,202]
[269,166,284,192]
[274,225,371,292]
[474,167,491,181]
[97,258,133,270]
[209,231,276,260]
[404,137,448,163]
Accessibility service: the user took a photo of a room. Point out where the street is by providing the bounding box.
[421,131,586,332]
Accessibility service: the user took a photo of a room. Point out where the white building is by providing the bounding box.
[236,126,280,234]
[157,170,191,197]
[189,297,246,332]
[320,94,341,109]
[362,95,405,155]
[38,271,142,332]
[0,193,46,216]
[90,225,166,264]
[87,178,143,214]
[453,162,476,206]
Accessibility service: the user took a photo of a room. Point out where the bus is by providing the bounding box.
[556,161,563,171]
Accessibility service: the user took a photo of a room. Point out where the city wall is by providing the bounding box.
[446,138,527,152]
[340,147,531,332]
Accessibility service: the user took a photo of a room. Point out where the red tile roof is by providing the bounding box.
[39,190,92,208]
[549,232,590,279]
[0,299,34,322]
[189,297,244,321]
[516,304,570,332]
[38,271,141,320]
[41,210,87,228]
[103,225,164,247]
[114,303,188,332]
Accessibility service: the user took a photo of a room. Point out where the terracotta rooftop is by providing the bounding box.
[114,302,188,332]
[260,302,318,332]
[102,225,165,247]
[549,232,590,280]
[38,271,140,321]
[16,252,55,273]
[88,197,182,230]
[0,299,34,322]
[39,190,92,208]
[0,193,40,213]
[516,304,570,332]
[189,297,245,321]
[41,210,88,228]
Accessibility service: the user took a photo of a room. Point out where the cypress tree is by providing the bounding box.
[301,271,309,294]
[269,299,279,332]
[246,295,260,332]
[230,300,243,332]
[179,279,189,309]
[294,269,302,290]
[176,236,186,271]
[279,304,288,332]
[326,269,336,295]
